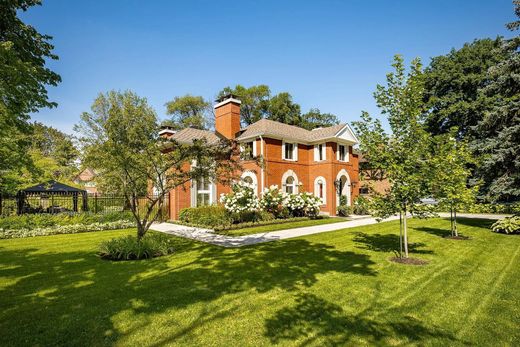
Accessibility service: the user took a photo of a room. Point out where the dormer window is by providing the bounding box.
[337,144,348,162]
[283,141,298,161]
[240,141,256,160]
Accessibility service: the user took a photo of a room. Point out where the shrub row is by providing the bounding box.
[0,220,136,239]
[491,216,520,234]
[0,211,134,230]
[98,233,175,260]
[173,215,315,232]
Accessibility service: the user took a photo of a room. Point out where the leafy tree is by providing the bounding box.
[76,90,240,240]
[267,92,302,126]
[424,38,509,138]
[475,4,520,202]
[0,0,61,193]
[217,85,271,125]
[165,94,211,130]
[300,108,340,130]
[429,132,478,237]
[354,55,430,259]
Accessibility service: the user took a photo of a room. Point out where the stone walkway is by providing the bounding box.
[150,213,507,248]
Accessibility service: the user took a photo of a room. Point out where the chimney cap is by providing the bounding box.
[215,93,240,103]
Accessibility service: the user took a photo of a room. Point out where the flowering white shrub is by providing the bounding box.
[259,185,288,216]
[286,192,322,217]
[219,181,260,214]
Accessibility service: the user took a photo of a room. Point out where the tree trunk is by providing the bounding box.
[454,209,458,237]
[403,207,409,258]
[136,222,146,241]
[450,206,454,237]
[399,211,403,258]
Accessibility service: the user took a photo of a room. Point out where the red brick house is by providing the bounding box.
[162,95,359,219]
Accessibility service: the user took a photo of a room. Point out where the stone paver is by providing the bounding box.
[150,213,507,248]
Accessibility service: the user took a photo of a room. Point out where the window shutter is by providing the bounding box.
[294,143,298,161]
[314,145,319,161]
[282,141,286,160]
[253,140,257,157]
[336,144,339,161]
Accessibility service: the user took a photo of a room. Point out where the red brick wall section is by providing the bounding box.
[215,101,241,139]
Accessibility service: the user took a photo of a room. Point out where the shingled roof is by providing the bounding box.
[236,119,355,144]
[170,128,222,145]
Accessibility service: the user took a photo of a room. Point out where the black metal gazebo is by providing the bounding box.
[17,180,87,214]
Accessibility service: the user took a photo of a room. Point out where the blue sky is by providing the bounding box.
[22,0,517,134]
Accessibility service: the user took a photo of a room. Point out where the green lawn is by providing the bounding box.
[1,218,519,346]
[219,217,346,236]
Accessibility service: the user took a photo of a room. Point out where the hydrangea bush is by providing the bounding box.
[259,185,288,217]
[219,182,260,214]
[286,192,322,217]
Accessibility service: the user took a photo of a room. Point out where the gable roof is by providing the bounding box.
[236,119,358,144]
[170,128,222,145]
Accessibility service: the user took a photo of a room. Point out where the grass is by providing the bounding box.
[218,217,347,236]
[0,218,519,346]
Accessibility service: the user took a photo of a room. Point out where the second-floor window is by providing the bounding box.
[283,142,297,161]
[314,143,326,161]
[338,144,348,162]
[241,141,255,160]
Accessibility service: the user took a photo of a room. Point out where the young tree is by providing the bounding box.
[300,108,340,130]
[76,91,240,240]
[165,94,211,130]
[217,84,271,125]
[353,55,430,259]
[429,132,478,237]
[0,0,61,193]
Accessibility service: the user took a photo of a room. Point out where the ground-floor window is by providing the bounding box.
[196,178,212,206]
[314,176,326,205]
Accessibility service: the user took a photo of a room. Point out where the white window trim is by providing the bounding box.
[314,143,326,162]
[193,177,213,207]
[281,170,299,194]
[282,141,298,161]
[240,171,258,195]
[314,176,327,205]
[239,140,257,159]
[336,144,349,162]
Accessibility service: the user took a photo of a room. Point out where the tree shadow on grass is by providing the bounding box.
[415,227,453,238]
[453,218,495,229]
[0,235,376,346]
[264,293,466,346]
[353,232,434,255]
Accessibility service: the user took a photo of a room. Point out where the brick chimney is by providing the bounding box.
[214,94,241,139]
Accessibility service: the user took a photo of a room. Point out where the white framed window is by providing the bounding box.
[314,176,327,205]
[314,143,326,161]
[282,141,298,161]
[281,170,299,194]
[196,177,212,206]
[337,144,348,162]
[240,171,258,195]
[240,140,256,160]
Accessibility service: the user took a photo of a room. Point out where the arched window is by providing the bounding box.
[240,171,258,195]
[281,170,298,194]
[314,176,326,205]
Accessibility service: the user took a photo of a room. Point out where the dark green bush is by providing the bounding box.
[178,205,232,227]
[0,211,134,230]
[491,216,520,234]
[98,233,175,260]
[353,196,371,215]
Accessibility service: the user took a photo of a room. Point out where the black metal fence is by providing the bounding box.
[0,193,170,220]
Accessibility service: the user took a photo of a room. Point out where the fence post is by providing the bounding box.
[94,194,98,213]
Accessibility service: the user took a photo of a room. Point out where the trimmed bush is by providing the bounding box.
[0,220,135,239]
[179,205,232,227]
[98,233,175,260]
[491,216,520,234]
[353,196,371,215]
[172,216,316,232]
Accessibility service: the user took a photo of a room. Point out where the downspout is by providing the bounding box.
[259,136,265,194]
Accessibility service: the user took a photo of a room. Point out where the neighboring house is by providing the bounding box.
[73,168,98,194]
[162,94,360,219]
[358,153,390,196]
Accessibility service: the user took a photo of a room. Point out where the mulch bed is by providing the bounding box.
[444,235,471,240]
[390,257,429,266]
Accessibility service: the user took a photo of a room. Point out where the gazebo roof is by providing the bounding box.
[21,180,86,194]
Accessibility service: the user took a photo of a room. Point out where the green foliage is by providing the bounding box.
[98,233,175,260]
[179,205,232,227]
[218,85,271,125]
[353,196,371,215]
[0,211,134,230]
[491,216,520,234]
[165,94,211,130]
[267,92,302,125]
[300,108,340,130]
[0,0,61,194]
[337,205,352,217]
[0,220,135,239]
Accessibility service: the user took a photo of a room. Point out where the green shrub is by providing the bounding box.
[0,220,135,239]
[178,205,232,227]
[491,216,520,234]
[353,196,371,215]
[98,233,175,260]
[337,205,352,217]
[0,211,134,230]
